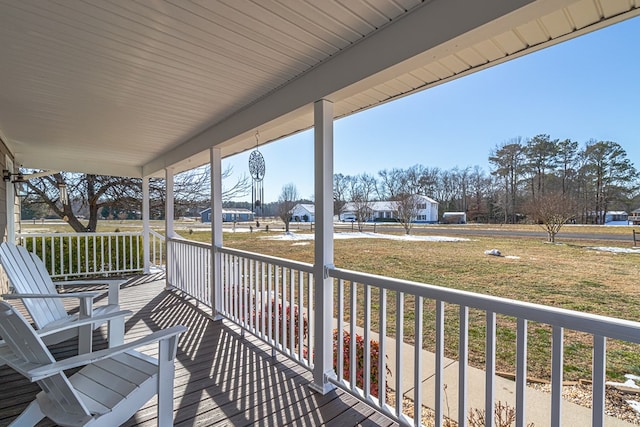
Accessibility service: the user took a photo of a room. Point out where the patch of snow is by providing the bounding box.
[607,375,640,414]
[588,247,640,254]
[484,249,501,256]
[606,374,640,389]
[222,227,255,233]
[262,231,469,242]
[504,255,521,259]
[291,242,310,246]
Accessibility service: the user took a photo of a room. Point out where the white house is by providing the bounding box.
[291,204,315,222]
[340,195,438,223]
[605,211,628,223]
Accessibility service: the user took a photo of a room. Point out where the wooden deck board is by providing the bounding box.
[0,276,396,427]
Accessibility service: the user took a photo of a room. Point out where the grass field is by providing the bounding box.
[22,219,640,381]
[180,223,640,382]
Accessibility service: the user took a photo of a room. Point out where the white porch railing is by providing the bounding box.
[19,232,144,278]
[327,266,640,427]
[18,231,166,278]
[153,239,640,426]
[148,229,166,269]
[218,246,314,369]
[165,238,314,369]
[166,237,211,306]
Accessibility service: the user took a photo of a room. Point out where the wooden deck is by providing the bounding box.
[0,274,396,427]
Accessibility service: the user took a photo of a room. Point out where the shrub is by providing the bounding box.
[333,329,391,398]
[254,299,309,347]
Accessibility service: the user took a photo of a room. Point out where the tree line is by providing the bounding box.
[331,135,638,225]
[21,135,638,232]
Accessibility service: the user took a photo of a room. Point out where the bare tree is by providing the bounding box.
[395,194,420,234]
[349,173,377,231]
[377,168,404,200]
[25,173,141,232]
[22,164,250,232]
[276,183,299,232]
[333,173,351,216]
[524,191,577,243]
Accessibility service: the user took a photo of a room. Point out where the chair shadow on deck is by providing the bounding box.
[0,275,386,426]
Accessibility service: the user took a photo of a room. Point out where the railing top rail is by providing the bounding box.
[329,266,640,344]
[167,236,212,250]
[217,245,314,273]
[19,231,142,238]
[149,229,165,239]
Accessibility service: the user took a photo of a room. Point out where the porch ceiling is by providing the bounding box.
[0,0,638,178]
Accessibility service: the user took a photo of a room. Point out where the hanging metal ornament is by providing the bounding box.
[248,131,265,215]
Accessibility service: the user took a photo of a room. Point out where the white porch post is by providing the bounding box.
[311,99,336,394]
[210,148,223,320]
[165,167,175,238]
[165,167,175,290]
[142,176,150,274]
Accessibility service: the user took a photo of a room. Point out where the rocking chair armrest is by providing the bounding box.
[27,325,188,382]
[3,291,103,318]
[2,292,101,300]
[54,279,126,305]
[54,279,126,287]
[36,309,133,338]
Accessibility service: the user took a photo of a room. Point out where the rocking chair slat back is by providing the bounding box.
[0,243,67,328]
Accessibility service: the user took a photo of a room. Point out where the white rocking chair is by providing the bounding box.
[0,301,186,426]
[0,242,128,353]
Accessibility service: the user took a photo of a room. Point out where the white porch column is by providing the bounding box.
[165,167,175,290]
[165,167,175,238]
[210,148,223,320]
[311,99,336,394]
[142,176,150,274]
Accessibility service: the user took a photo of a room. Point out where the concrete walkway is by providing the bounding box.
[381,334,634,426]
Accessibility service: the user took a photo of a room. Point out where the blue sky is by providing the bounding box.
[223,16,640,203]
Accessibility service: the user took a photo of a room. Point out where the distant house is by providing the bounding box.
[340,195,439,223]
[442,212,467,224]
[605,211,628,223]
[630,209,640,225]
[291,204,315,222]
[200,208,254,223]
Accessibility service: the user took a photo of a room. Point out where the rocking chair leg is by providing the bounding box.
[107,315,125,346]
[157,337,177,426]
[10,400,45,426]
[78,324,93,354]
